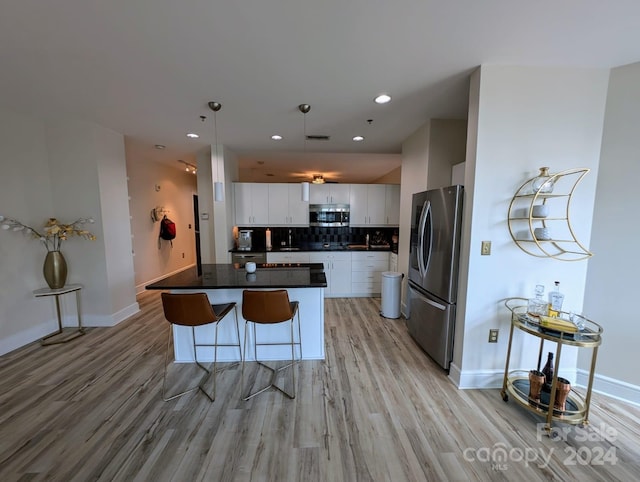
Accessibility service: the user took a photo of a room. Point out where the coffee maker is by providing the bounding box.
[238,230,253,251]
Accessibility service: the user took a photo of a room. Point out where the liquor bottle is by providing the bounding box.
[548,281,565,317]
[541,352,554,392]
[527,284,547,318]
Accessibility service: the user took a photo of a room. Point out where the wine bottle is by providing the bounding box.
[541,352,554,392]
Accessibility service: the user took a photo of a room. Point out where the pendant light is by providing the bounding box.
[299,103,311,202]
[208,101,224,202]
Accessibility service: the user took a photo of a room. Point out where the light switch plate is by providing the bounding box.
[481,241,491,255]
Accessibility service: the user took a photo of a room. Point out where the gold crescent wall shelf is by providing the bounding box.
[507,168,593,261]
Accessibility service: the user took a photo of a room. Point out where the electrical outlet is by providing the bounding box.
[488,329,499,343]
[481,241,491,255]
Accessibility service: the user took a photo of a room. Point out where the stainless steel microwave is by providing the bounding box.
[309,204,350,227]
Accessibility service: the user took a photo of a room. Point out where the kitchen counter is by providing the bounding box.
[145,263,326,362]
[229,244,391,253]
[145,263,327,290]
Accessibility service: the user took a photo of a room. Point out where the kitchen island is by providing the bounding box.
[146,263,327,362]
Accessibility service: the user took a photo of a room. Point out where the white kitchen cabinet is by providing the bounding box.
[234,183,269,226]
[309,184,350,204]
[268,183,309,226]
[385,185,401,226]
[350,184,386,226]
[266,252,311,264]
[351,251,389,296]
[309,252,351,297]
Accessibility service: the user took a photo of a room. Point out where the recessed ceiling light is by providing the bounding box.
[374,94,392,104]
[186,132,199,139]
[353,136,365,142]
[154,144,166,149]
[271,135,283,141]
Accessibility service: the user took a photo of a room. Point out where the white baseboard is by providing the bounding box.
[451,365,640,407]
[577,369,640,407]
[0,325,51,356]
[82,301,140,327]
[135,264,196,295]
[449,364,504,389]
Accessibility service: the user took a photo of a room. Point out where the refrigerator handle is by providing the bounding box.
[411,286,446,311]
[417,200,431,278]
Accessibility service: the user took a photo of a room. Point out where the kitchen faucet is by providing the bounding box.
[288,229,292,247]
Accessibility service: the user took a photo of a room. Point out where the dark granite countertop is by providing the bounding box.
[145,263,327,290]
[230,243,391,253]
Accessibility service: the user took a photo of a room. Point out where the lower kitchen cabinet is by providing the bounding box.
[309,252,352,297]
[266,250,389,297]
[351,251,389,296]
[266,252,311,264]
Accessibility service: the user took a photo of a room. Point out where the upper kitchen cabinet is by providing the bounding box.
[350,184,386,226]
[385,185,401,226]
[234,183,269,226]
[268,183,309,226]
[309,184,350,204]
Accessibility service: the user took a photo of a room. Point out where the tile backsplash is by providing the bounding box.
[235,226,398,250]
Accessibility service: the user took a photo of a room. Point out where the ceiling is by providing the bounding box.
[1,1,639,183]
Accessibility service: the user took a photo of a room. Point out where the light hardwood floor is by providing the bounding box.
[1,291,639,481]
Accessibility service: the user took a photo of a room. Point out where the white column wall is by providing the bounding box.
[452,66,610,389]
[583,61,640,395]
[197,144,238,264]
[45,120,139,326]
[398,123,430,315]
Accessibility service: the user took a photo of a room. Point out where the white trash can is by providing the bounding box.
[381,271,403,319]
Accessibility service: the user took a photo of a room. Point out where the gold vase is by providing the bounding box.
[43,251,67,289]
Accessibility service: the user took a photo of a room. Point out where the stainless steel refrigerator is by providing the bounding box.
[407,185,464,370]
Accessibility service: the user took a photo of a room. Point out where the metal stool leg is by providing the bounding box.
[242,315,299,401]
[162,325,211,402]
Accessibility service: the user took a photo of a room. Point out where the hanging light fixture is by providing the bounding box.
[299,104,311,202]
[208,101,224,202]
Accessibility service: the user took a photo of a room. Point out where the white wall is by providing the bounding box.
[126,150,198,293]
[372,166,401,184]
[399,123,430,314]
[452,66,610,389]
[0,111,139,355]
[426,119,467,190]
[0,111,58,353]
[398,120,468,315]
[583,61,640,394]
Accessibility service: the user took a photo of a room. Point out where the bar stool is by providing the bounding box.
[241,290,302,400]
[161,292,241,402]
